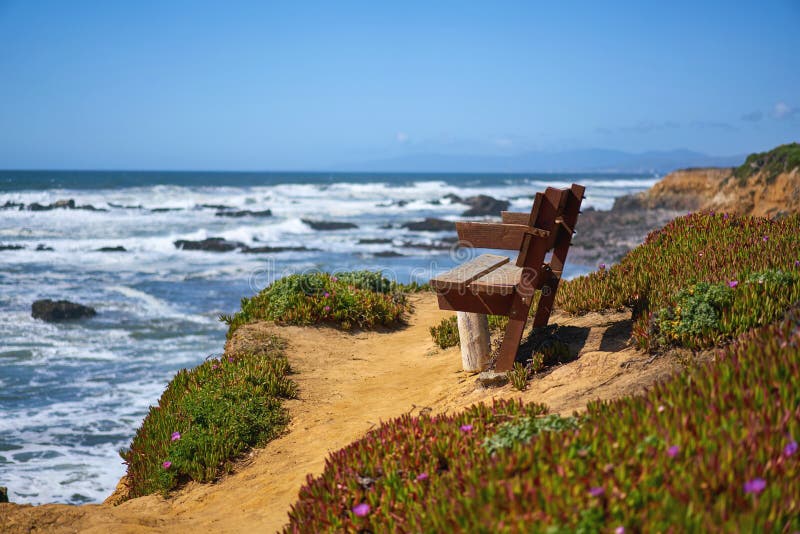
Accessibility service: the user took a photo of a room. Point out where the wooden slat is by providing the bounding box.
[456,222,549,250]
[500,211,530,225]
[436,291,515,316]
[430,254,509,291]
[468,263,522,296]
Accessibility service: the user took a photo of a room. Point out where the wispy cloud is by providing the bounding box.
[690,120,737,131]
[773,101,797,119]
[740,110,763,122]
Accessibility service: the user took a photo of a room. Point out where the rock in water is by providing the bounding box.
[0,486,8,503]
[215,209,273,218]
[301,219,359,230]
[32,299,97,322]
[461,195,510,217]
[401,218,456,232]
[174,237,244,252]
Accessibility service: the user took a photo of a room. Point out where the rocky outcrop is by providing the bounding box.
[26,199,107,212]
[0,243,24,251]
[174,238,244,252]
[240,245,313,254]
[460,195,510,216]
[215,209,272,218]
[441,194,510,216]
[358,238,393,244]
[301,219,358,230]
[174,238,313,254]
[401,218,456,232]
[97,246,127,252]
[32,299,97,322]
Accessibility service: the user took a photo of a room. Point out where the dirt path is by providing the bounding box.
[1,294,679,533]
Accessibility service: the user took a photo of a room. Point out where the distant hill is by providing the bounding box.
[340,148,744,174]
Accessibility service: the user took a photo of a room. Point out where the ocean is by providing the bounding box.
[0,170,657,504]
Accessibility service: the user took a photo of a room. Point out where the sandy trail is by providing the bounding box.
[1,294,678,533]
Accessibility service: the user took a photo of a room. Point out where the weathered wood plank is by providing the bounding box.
[500,211,530,225]
[455,222,549,250]
[430,254,509,291]
[469,263,523,296]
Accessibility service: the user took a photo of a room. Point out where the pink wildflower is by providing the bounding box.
[171,431,181,441]
[460,424,473,433]
[728,280,738,288]
[324,305,331,312]
[588,486,604,497]
[744,478,766,495]
[416,472,429,481]
[352,503,370,517]
[666,445,679,458]
[162,461,172,469]
[784,440,798,457]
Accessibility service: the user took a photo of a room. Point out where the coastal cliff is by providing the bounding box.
[617,143,800,218]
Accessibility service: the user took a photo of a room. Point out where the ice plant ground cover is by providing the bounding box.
[285,312,800,532]
[556,212,800,350]
[285,214,800,532]
[220,271,422,338]
[120,335,297,498]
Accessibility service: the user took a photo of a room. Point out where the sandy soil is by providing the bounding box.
[1,293,680,533]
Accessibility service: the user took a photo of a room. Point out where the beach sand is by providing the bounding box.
[1,293,680,533]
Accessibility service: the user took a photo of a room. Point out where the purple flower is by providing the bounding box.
[795,260,800,268]
[352,503,370,517]
[460,424,473,433]
[763,235,769,242]
[744,478,766,495]
[588,486,604,497]
[212,364,218,369]
[598,263,606,270]
[784,440,798,457]
[331,276,338,282]
[615,527,625,534]
[324,305,331,312]
[723,213,729,220]
[228,356,234,362]
[657,405,666,413]
[666,445,679,458]
[323,292,330,298]
[162,461,172,469]
[416,472,429,481]
[171,431,181,442]
[728,280,738,288]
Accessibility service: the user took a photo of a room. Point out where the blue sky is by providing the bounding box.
[1,0,798,170]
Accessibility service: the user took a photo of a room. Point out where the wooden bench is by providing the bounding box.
[430,184,585,372]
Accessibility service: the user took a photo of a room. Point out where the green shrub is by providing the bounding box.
[733,142,800,185]
[221,271,411,338]
[429,314,511,349]
[483,413,582,455]
[430,315,460,349]
[285,312,800,532]
[120,336,296,499]
[655,282,733,346]
[557,213,800,350]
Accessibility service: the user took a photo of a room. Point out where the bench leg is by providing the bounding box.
[532,275,559,328]
[457,311,491,372]
[494,297,532,372]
